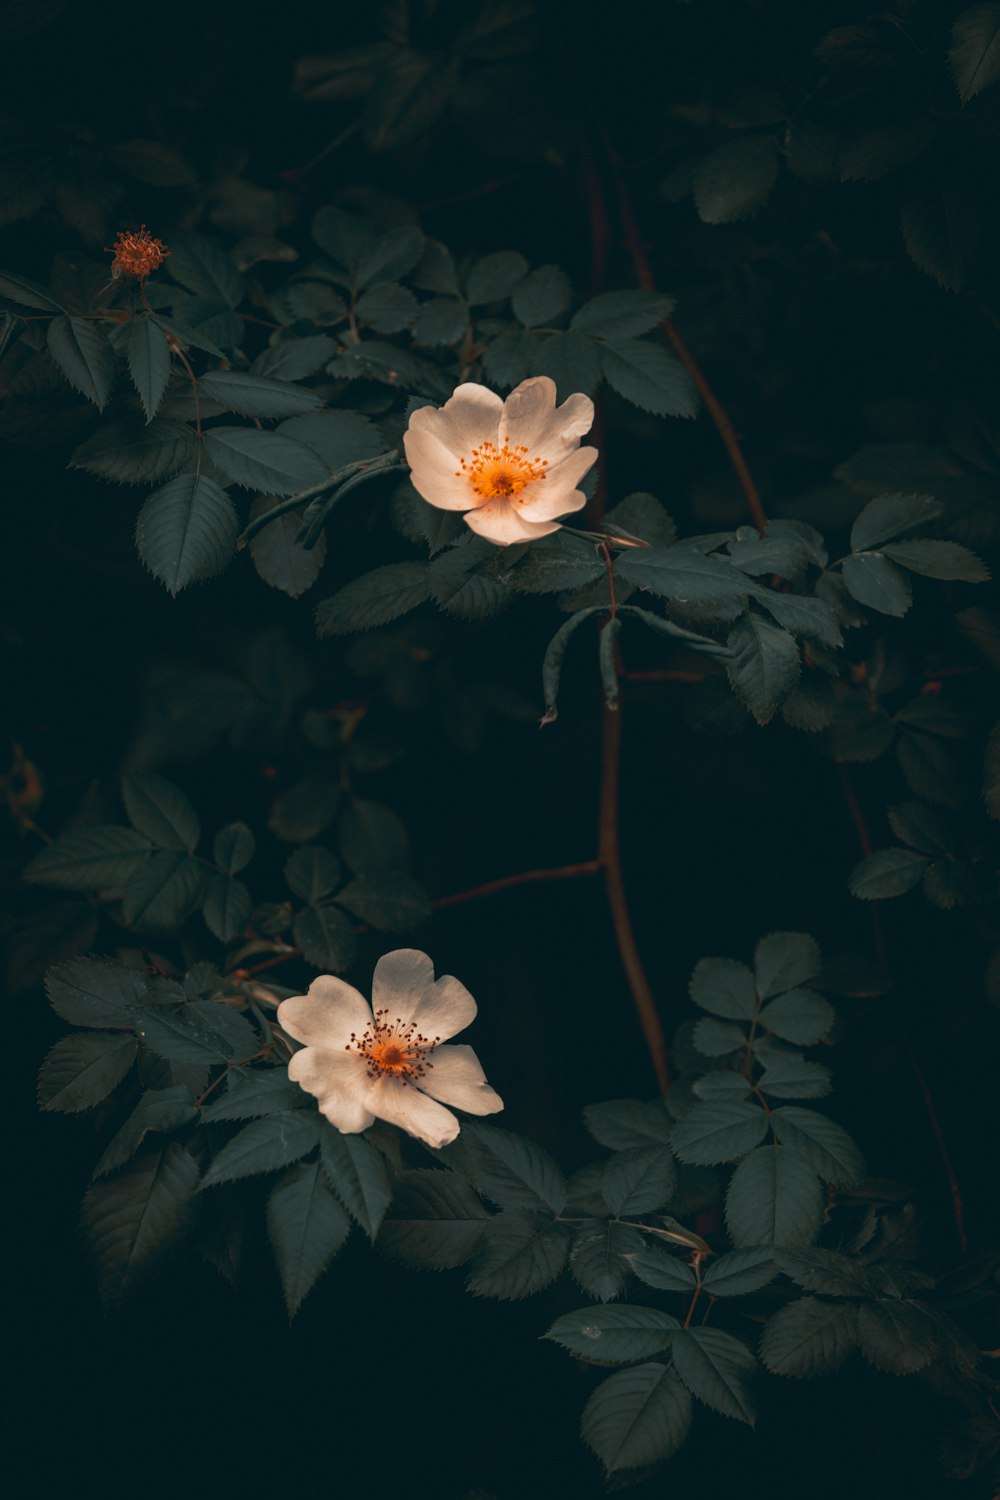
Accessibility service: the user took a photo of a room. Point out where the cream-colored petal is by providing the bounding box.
[287,1048,376,1134]
[464,498,559,545]
[408,382,503,459]
[503,386,596,465]
[515,446,597,522]
[498,376,557,451]
[366,1074,460,1148]
[403,426,476,511]
[372,948,477,1042]
[277,977,373,1051]
[420,1043,504,1116]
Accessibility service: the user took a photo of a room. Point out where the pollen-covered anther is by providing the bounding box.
[346,1007,440,1084]
[454,440,549,503]
[107,225,170,282]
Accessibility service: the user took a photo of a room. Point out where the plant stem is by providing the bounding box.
[434,859,601,910]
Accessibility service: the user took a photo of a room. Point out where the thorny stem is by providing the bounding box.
[838,766,968,1253]
[682,1284,703,1329]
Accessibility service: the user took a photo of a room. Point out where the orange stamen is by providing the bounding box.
[454,440,548,504]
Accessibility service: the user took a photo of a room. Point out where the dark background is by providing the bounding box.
[4,1,999,1495]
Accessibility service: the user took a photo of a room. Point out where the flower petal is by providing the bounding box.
[464,498,559,545]
[500,379,594,462]
[408,382,503,459]
[287,1048,375,1134]
[403,425,476,511]
[420,1043,504,1116]
[371,948,478,1041]
[278,977,373,1051]
[515,446,597,522]
[367,1074,460,1148]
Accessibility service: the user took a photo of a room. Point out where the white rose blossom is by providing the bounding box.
[277,949,503,1149]
[403,375,597,545]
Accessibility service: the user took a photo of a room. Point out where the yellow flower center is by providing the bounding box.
[456,441,548,504]
[347,1009,439,1084]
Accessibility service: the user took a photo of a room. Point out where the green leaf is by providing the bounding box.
[70,417,198,485]
[201,1069,303,1121]
[849,848,930,899]
[204,428,328,495]
[671,1101,768,1165]
[293,904,358,970]
[693,136,779,224]
[689,957,757,1019]
[758,989,835,1045]
[849,492,942,552]
[412,296,467,347]
[627,1247,698,1292]
[467,1211,569,1300]
[757,1056,831,1100]
[136,473,239,596]
[120,851,203,932]
[754,932,822,998]
[528,329,602,400]
[339,797,408,875]
[379,1169,490,1268]
[692,1071,752,1100]
[617,546,748,605]
[582,1363,692,1474]
[38,1031,137,1113]
[199,370,324,418]
[671,1327,758,1424]
[355,282,419,334]
[278,409,385,472]
[458,1120,566,1213]
[755,590,842,648]
[726,613,800,724]
[855,1299,935,1374]
[213,822,254,875]
[881,539,989,582]
[951,4,1000,101]
[320,1124,393,1238]
[539,607,603,724]
[285,845,342,901]
[127,316,171,421]
[571,1220,646,1302]
[94,1085,198,1177]
[546,1305,679,1362]
[600,339,698,417]
[203,873,253,943]
[201,1111,322,1188]
[135,1001,241,1066]
[466,251,529,305]
[252,335,337,381]
[123,772,200,852]
[267,1159,351,1316]
[24,825,152,890]
[168,233,243,307]
[45,958,145,1027]
[583,1098,673,1151]
[335,873,431,933]
[46,315,117,409]
[570,291,674,340]
[842,553,913,616]
[82,1143,199,1305]
[701,1247,777,1296]
[725,1147,823,1247]
[363,50,460,152]
[771,1107,865,1186]
[0,268,64,311]
[774,1248,879,1297]
[692,1017,747,1056]
[511,264,572,327]
[601,1146,677,1215]
[315,562,430,636]
[760,1296,859,1377]
[250,501,327,599]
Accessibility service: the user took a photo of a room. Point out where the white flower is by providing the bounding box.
[403,375,597,545]
[277,949,503,1149]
